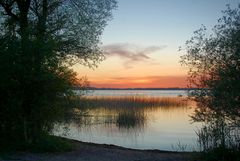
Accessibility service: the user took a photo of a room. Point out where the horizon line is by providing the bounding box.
[73,86,201,90]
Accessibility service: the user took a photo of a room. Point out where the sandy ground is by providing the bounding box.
[1,140,191,161]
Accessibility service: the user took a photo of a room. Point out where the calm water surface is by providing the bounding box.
[55,90,200,151]
[85,89,188,97]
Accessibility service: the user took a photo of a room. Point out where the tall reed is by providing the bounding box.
[67,96,191,129]
[76,96,189,109]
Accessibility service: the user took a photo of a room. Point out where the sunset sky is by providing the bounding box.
[74,0,239,88]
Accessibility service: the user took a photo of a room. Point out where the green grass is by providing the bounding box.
[0,135,73,155]
[31,135,74,153]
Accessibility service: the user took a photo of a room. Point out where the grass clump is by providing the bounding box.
[194,120,240,161]
[116,110,146,129]
[199,147,240,161]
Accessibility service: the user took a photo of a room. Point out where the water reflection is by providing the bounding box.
[54,99,199,151]
[116,109,146,129]
[67,106,147,132]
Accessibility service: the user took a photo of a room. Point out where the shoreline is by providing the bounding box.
[1,137,192,161]
[65,138,186,153]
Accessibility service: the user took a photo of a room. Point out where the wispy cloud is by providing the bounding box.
[102,43,166,69]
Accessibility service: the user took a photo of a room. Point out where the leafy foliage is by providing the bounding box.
[181,4,240,126]
[181,4,240,161]
[0,0,116,150]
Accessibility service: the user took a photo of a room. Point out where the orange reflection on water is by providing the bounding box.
[55,97,199,151]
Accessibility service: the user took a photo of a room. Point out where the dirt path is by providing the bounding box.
[1,140,190,161]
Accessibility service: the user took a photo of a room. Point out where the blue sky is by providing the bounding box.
[102,0,239,46]
[76,0,239,88]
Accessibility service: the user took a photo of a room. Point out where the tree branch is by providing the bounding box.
[0,0,19,21]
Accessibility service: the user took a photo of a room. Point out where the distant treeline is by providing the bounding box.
[73,87,202,90]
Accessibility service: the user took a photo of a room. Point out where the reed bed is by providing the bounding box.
[116,110,146,129]
[76,96,189,109]
[68,96,192,129]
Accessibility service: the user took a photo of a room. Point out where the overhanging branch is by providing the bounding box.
[0,0,19,21]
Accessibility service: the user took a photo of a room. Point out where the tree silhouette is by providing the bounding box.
[181,4,240,153]
[0,0,116,147]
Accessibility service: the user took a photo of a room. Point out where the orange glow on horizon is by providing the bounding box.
[74,44,189,88]
[88,75,188,88]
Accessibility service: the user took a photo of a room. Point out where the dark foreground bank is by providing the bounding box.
[0,138,191,161]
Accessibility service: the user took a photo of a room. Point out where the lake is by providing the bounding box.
[55,90,200,151]
[84,89,188,97]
